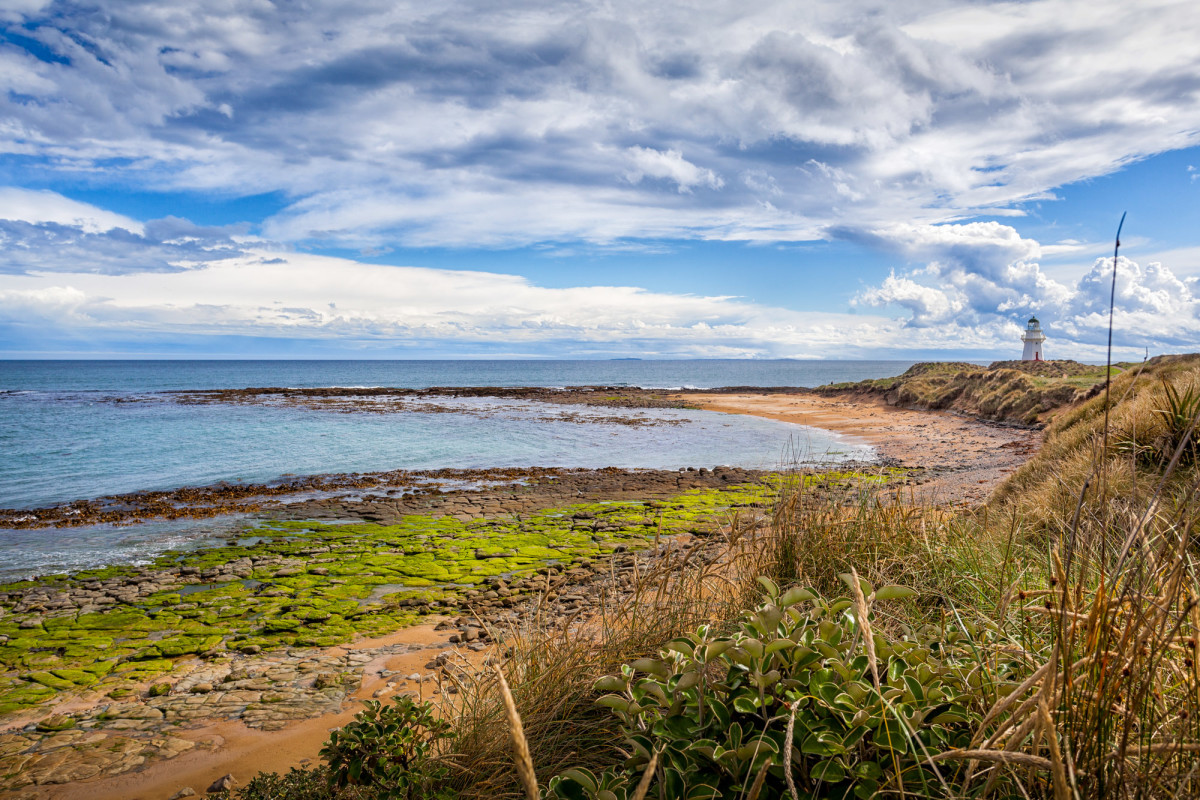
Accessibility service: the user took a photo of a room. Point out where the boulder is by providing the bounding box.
[207,773,236,793]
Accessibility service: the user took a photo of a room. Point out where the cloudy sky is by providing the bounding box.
[1,0,1198,359]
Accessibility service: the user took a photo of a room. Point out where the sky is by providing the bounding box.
[0,0,1198,360]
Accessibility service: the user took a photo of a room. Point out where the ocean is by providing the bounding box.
[0,359,918,578]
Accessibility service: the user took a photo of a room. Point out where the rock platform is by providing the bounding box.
[2,466,862,794]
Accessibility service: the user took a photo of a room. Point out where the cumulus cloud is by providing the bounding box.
[854,222,1200,355]
[625,147,724,193]
[856,272,964,327]
[0,0,1196,246]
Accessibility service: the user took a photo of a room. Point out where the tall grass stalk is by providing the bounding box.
[1101,211,1127,508]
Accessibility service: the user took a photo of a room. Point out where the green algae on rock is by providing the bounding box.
[0,478,795,718]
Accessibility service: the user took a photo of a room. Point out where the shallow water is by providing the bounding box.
[0,392,867,509]
[0,359,914,578]
[0,515,255,580]
[0,360,919,509]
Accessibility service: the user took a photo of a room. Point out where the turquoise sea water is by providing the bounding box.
[0,359,919,578]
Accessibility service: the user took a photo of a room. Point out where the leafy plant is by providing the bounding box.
[1154,377,1200,465]
[232,766,341,799]
[321,697,455,800]
[547,577,988,800]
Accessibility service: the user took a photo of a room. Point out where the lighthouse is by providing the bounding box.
[1021,317,1045,361]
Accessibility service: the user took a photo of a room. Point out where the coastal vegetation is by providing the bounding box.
[815,358,1130,426]
[1,356,1197,798]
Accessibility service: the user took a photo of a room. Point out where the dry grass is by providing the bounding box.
[814,360,1114,426]
[991,353,1200,539]
[798,354,1200,797]
[444,526,768,799]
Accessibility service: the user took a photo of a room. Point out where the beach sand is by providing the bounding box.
[675,391,1041,507]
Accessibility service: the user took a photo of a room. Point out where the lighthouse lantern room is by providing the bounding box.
[1021,317,1046,361]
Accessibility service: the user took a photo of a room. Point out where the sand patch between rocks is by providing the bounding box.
[10,623,478,800]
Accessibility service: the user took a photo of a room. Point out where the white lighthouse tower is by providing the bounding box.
[1021,317,1045,361]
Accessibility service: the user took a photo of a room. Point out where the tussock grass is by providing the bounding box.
[444,531,762,799]
[991,353,1200,538]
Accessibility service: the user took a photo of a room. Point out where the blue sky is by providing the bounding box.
[0,0,1198,360]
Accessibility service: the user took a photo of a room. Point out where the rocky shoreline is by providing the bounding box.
[2,465,856,796]
[1,466,569,530]
[1,463,792,532]
[167,385,697,410]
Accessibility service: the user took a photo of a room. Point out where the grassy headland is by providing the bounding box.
[813,359,1131,426]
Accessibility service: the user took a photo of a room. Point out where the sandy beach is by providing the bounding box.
[677,391,1041,506]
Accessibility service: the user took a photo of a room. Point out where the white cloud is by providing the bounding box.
[0,0,1195,246]
[856,271,963,327]
[0,199,250,275]
[0,249,918,356]
[869,221,1043,272]
[1069,256,1197,317]
[0,285,87,316]
[854,222,1200,354]
[625,147,723,193]
[0,188,142,234]
[0,0,51,21]
[1135,244,1200,278]
[260,182,819,248]
[0,212,1191,358]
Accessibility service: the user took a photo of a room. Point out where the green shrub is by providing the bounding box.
[233,766,339,799]
[321,697,454,800]
[548,578,987,800]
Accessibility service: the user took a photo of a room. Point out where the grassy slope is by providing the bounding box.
[816,359,1130,426]
[990,352,1200,531]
